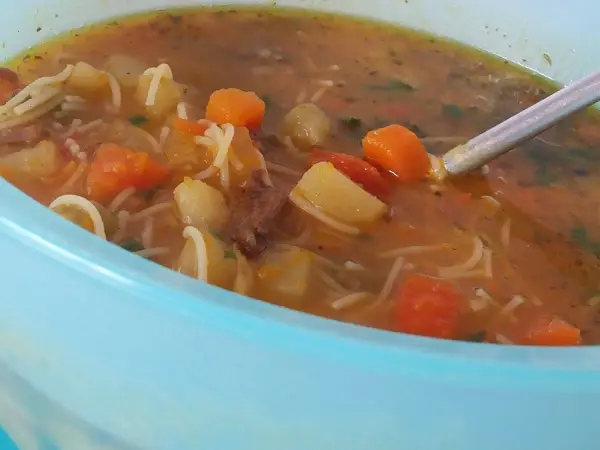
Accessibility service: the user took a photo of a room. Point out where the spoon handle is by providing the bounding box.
[441,70,600,177]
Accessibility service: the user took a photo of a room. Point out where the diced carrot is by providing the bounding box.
[86,143,169,202]
[309,149,390,200]
[395,274,463,339]
[172,118,210,136]
[520,316,582,346]
[205,88,265,128]
[362,124,430,182]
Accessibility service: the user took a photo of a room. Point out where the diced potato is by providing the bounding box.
[136,73,181,119]
[163,129,211,171]
[176,229,236,289]
[103,55,146,87]
[66,62,108,92]
[174,178,227,230]
[0,140,59,178]
[257,246,313,303]
[296,162,387,224]
[281,103,331,150]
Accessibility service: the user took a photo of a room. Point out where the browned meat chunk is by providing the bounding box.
[227,170,287,258]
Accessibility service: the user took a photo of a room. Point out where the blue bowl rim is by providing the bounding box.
[3,180,600,389]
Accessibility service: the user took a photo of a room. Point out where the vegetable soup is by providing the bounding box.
[3,7,600,345]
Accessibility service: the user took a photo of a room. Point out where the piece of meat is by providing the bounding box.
[250,130,285,154]
[0,124,41,145]
[227,170,287,258]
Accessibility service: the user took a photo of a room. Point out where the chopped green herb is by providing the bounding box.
[120,238,144,253]
[571,227,600,257]
[260,94,272,109]
[210,229,227,242]
[368,79,415,92]
[466,330,486,342]
[141,188,157,201]
[340,116,362,131]
[533,163,557,186]
[224,249,237,259]
[442,104,464,119]
[357,232,374,241]
[128,115,148,126]
[402,122,428,138]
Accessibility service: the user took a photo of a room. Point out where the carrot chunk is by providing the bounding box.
[86,143,169,202]
[205,88,265,128]
[362,124,430,182]
[309,149,389,200]
[172,118,209,136]
[395,274,463,339]
[520,316,582,346]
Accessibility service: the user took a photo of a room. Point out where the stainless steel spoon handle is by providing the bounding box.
[442,70,600,176]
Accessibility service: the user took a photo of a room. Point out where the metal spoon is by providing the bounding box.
[439,70,600,179]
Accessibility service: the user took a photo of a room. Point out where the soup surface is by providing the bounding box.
[3,7,600,345]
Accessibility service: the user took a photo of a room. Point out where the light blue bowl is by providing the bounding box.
[1,1,600,449]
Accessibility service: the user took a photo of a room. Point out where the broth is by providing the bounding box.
[4,7,600,345]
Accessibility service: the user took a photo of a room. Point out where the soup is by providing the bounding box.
[2,7,600,345]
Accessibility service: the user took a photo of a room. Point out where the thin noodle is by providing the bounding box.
[144,63,172,106]
[0,95,63,131]
[195,166,217,180]
[495,334,513,345]
[141,217,155,249]
[108,187,136,212]
[182,226,208,281]
[330,292,371,310]
[159,126,170,148]
[135,247,170,258]
[501,295,524,315]
[177,102,188,120]
[57,161,88,193]
[255,151,273,186]
[129,202,172,222]
[1,65,73,113]
[318,270,349,295]
[105,72,121,111]
[219,158,230,190]
[310,87,327,103]
[501,219,511,247]
[289,190,360,235]
[377,256,405,302]
[13,87,61,116]
[112,210,130,243]
[380,245,443,259]
[483,248,493,278]
[133,126,160,153]
[265,161,302,177]
[438,237,484,278]
[49,194,106,239]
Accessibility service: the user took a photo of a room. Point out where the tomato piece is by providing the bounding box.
[309,149,389,200]
[395,274,463,339]
[520,316,582,346]
[86,143,169,202]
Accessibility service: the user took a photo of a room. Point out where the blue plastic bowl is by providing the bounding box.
[1,1,600,449]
